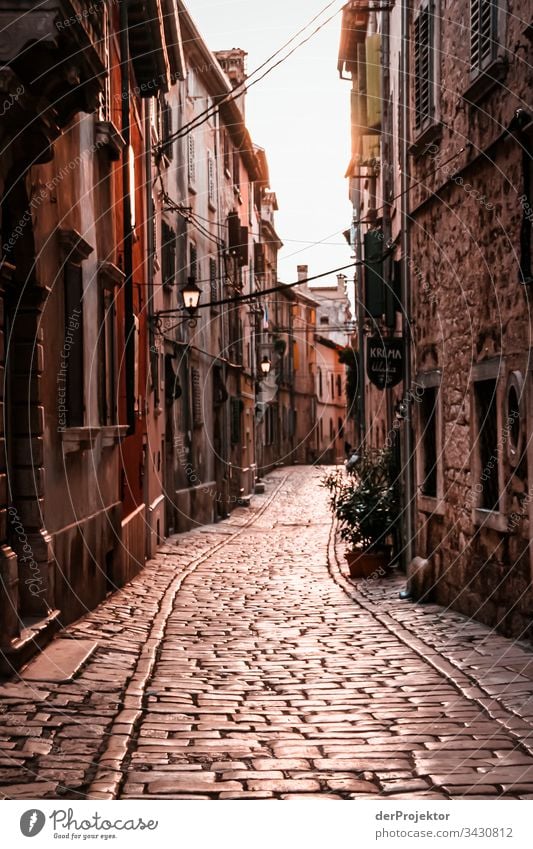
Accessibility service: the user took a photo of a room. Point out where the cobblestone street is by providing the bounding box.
[1,467,533,800]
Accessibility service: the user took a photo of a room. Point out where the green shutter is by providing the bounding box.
[364,230,385,318]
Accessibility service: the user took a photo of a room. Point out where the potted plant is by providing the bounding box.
[322,447,398,579]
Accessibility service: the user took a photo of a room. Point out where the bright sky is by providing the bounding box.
[184,0,353,286]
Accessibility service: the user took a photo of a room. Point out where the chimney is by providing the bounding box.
[297,265,308,282]
[215,49,248,118]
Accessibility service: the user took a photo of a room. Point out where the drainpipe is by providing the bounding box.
[400,0,415,569]
[120,0,135,433]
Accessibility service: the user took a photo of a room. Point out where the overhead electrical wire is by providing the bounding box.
[154,256,396,317]
[156,0,343,151]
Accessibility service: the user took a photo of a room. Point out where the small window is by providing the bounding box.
[320,316,329,325]
[336,374,342,397]
[474,377,499,510]
[420,386,438,497]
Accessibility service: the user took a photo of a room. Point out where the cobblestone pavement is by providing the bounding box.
[2,466,533,800]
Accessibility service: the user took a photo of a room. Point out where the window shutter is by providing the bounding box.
[364,230,386,317]
[227,212,241,252]
[414,4,433,131]
[230,397,242,444]
[471,0,496,72]
[64,263,84,427]
[189,242,197,279]
[162,99,173,161]
[233,148,240,188]
[254,242,265,275]
[191,368,203,427]
[238,226,249,267]
[161,222,176,288]
[208,150,216,206]
[209,257,218,303]
[188,134,196,185]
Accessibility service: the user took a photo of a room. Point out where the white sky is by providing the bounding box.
[184,0,353,286]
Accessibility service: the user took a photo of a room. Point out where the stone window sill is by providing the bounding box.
[95,120,126,161]
[409,121,443,158]
[418,494,445,516]
[61,427,100,454]
[473,508,508,533]
[101,425,129,449]
[462,59,507,106]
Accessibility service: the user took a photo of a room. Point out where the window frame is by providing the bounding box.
[471,357,508,531]
[413,0,440,138]
[415,370,444,514]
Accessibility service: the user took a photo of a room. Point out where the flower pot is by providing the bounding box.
[345,547,390,579]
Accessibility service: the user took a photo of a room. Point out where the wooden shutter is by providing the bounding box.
[254,242,265,275]
[64,263,84,427]
[162,222,176,288]
[209,257,218,303]
[162,99,173,160]
[189,242,197,279]
[191,367,203,427]
[187,134,196,185]
[233,148,240,188]
[364,230,385,317]
[414,4,434,131]
[230,397,242,444]
[227,212,241,252]
[208,150,216,206]
[470,0,496,72]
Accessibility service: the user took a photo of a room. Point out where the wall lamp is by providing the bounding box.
[151,277,202,332]
[259,355,272,378]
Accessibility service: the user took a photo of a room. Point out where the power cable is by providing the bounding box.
[157,1,342,151]
[154,257,394,316]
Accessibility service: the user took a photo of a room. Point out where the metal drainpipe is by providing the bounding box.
[400,0,415,569]
[120,0,135,434]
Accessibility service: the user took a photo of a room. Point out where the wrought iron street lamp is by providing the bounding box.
[259,355,271,377]
[180,277,202,319]
[150,277,202,334]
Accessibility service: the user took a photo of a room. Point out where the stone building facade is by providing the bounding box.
[338,0,533,636]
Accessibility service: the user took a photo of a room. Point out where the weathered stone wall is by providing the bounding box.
[410,0,533,637]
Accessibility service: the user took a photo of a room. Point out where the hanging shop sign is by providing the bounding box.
[366,337,404,389]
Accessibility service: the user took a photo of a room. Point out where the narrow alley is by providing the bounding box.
[1,468,533,801]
